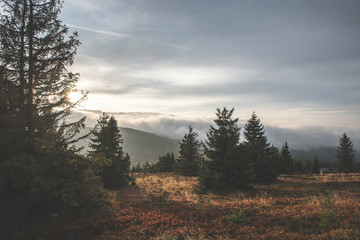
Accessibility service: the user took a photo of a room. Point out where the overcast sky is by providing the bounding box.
[60,0,360,142]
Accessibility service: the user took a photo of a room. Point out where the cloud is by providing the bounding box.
[61,0,360,130]
[70,110,360,152]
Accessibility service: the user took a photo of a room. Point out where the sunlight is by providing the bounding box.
[68,90,84,104]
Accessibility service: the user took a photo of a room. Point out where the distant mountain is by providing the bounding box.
[290,147,360,163]
[74,125,359,167]
[75,127,180,166]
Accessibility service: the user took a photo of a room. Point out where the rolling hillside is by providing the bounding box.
[75,127,359,167]
[75,127,180,166]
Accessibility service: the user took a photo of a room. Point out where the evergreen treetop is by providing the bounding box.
[244,112,269,150]
[88,114,130,188]
[281,142,294,174]
[243,112,278,184]
[205,107,240,162]
[336,133,356,173]
[200,107,253,191]
[177,126,202,176]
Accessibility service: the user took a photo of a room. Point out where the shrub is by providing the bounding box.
[226,209,247,224]
[319,195,340,231]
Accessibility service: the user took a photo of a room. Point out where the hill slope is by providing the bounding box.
[75,127,359,166]
[75,127,180,166]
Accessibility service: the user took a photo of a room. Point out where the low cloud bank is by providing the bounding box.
[71,109,360,151]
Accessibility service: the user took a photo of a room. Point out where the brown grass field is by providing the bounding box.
[2,173,360,239]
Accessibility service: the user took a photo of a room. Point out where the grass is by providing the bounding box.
[1,173,359,239]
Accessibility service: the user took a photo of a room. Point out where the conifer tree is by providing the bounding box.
[294,159,304,173]
[177,126,202,176]
[155,152,177,172]
[244,112,278,183]
[200,107,253,191]
[311,155,320,174]
[89,114,131,188]
[281,142,294,174]
[303,158,312,174]
[0,0,105,213]
[336,133,356,173]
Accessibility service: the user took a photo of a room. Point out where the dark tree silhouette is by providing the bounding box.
[281,142,294,174]
[0,0,105,214]
[177,126,202,176]
[336,133,356,173]
[311,155,320,174]
[200,107,253,191]
[155,152,177,172]
[89,114,131,188]
[244,112,278,183]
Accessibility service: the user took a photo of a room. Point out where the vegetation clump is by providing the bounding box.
[177,126,202,176]
[88,113,131,189]
[226,209,247,225]
[0,0,107,214]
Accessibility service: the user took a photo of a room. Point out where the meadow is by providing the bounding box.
[2,173,360,240]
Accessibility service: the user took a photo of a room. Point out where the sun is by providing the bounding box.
[68,90,85,104]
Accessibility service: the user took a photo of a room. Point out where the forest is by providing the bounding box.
[0,1,359,239]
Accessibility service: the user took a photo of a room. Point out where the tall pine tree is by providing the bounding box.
[244,112,278,183]
[177,126,202,176]
[89,114,131,188]
[200,107,253,191]
[336,133,356,173]
[0,0,105,214]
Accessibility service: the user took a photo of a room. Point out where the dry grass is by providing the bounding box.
[101,173,360,240]
[1,173,359,240]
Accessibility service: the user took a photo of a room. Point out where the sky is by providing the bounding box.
[60,0,360,148]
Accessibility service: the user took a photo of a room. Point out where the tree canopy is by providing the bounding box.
[200,107,253,191]
[0,0,105,214]
[177,126,202,176]
[89,113,131,188]
[243,112,278,183]
[336,133,356,173]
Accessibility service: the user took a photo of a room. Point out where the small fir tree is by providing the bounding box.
[281,142,294,174]
[303,158,313,174]
[336,133,356,173]
[244,112,278,183]
[155,152,177,172]
[89,114,131,188]
[294,159,304,173]
[177,126,202,176]
[200,107,253,191]
[312,155,321,174]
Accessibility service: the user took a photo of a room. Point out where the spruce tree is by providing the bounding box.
[244,112,278,183]
[336,133,356,173]
[303,158,312,174]
[294,159,304,173]
[0,0,105,214]
[155,152,177,172]
[89,114,131,188]
[281,142,294,174]
[200,107,253,191]
[177,126,202,176]
[311,155,320,174]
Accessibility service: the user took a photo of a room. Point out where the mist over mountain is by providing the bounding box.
[75,127,180,166]
[72,109,359,165]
